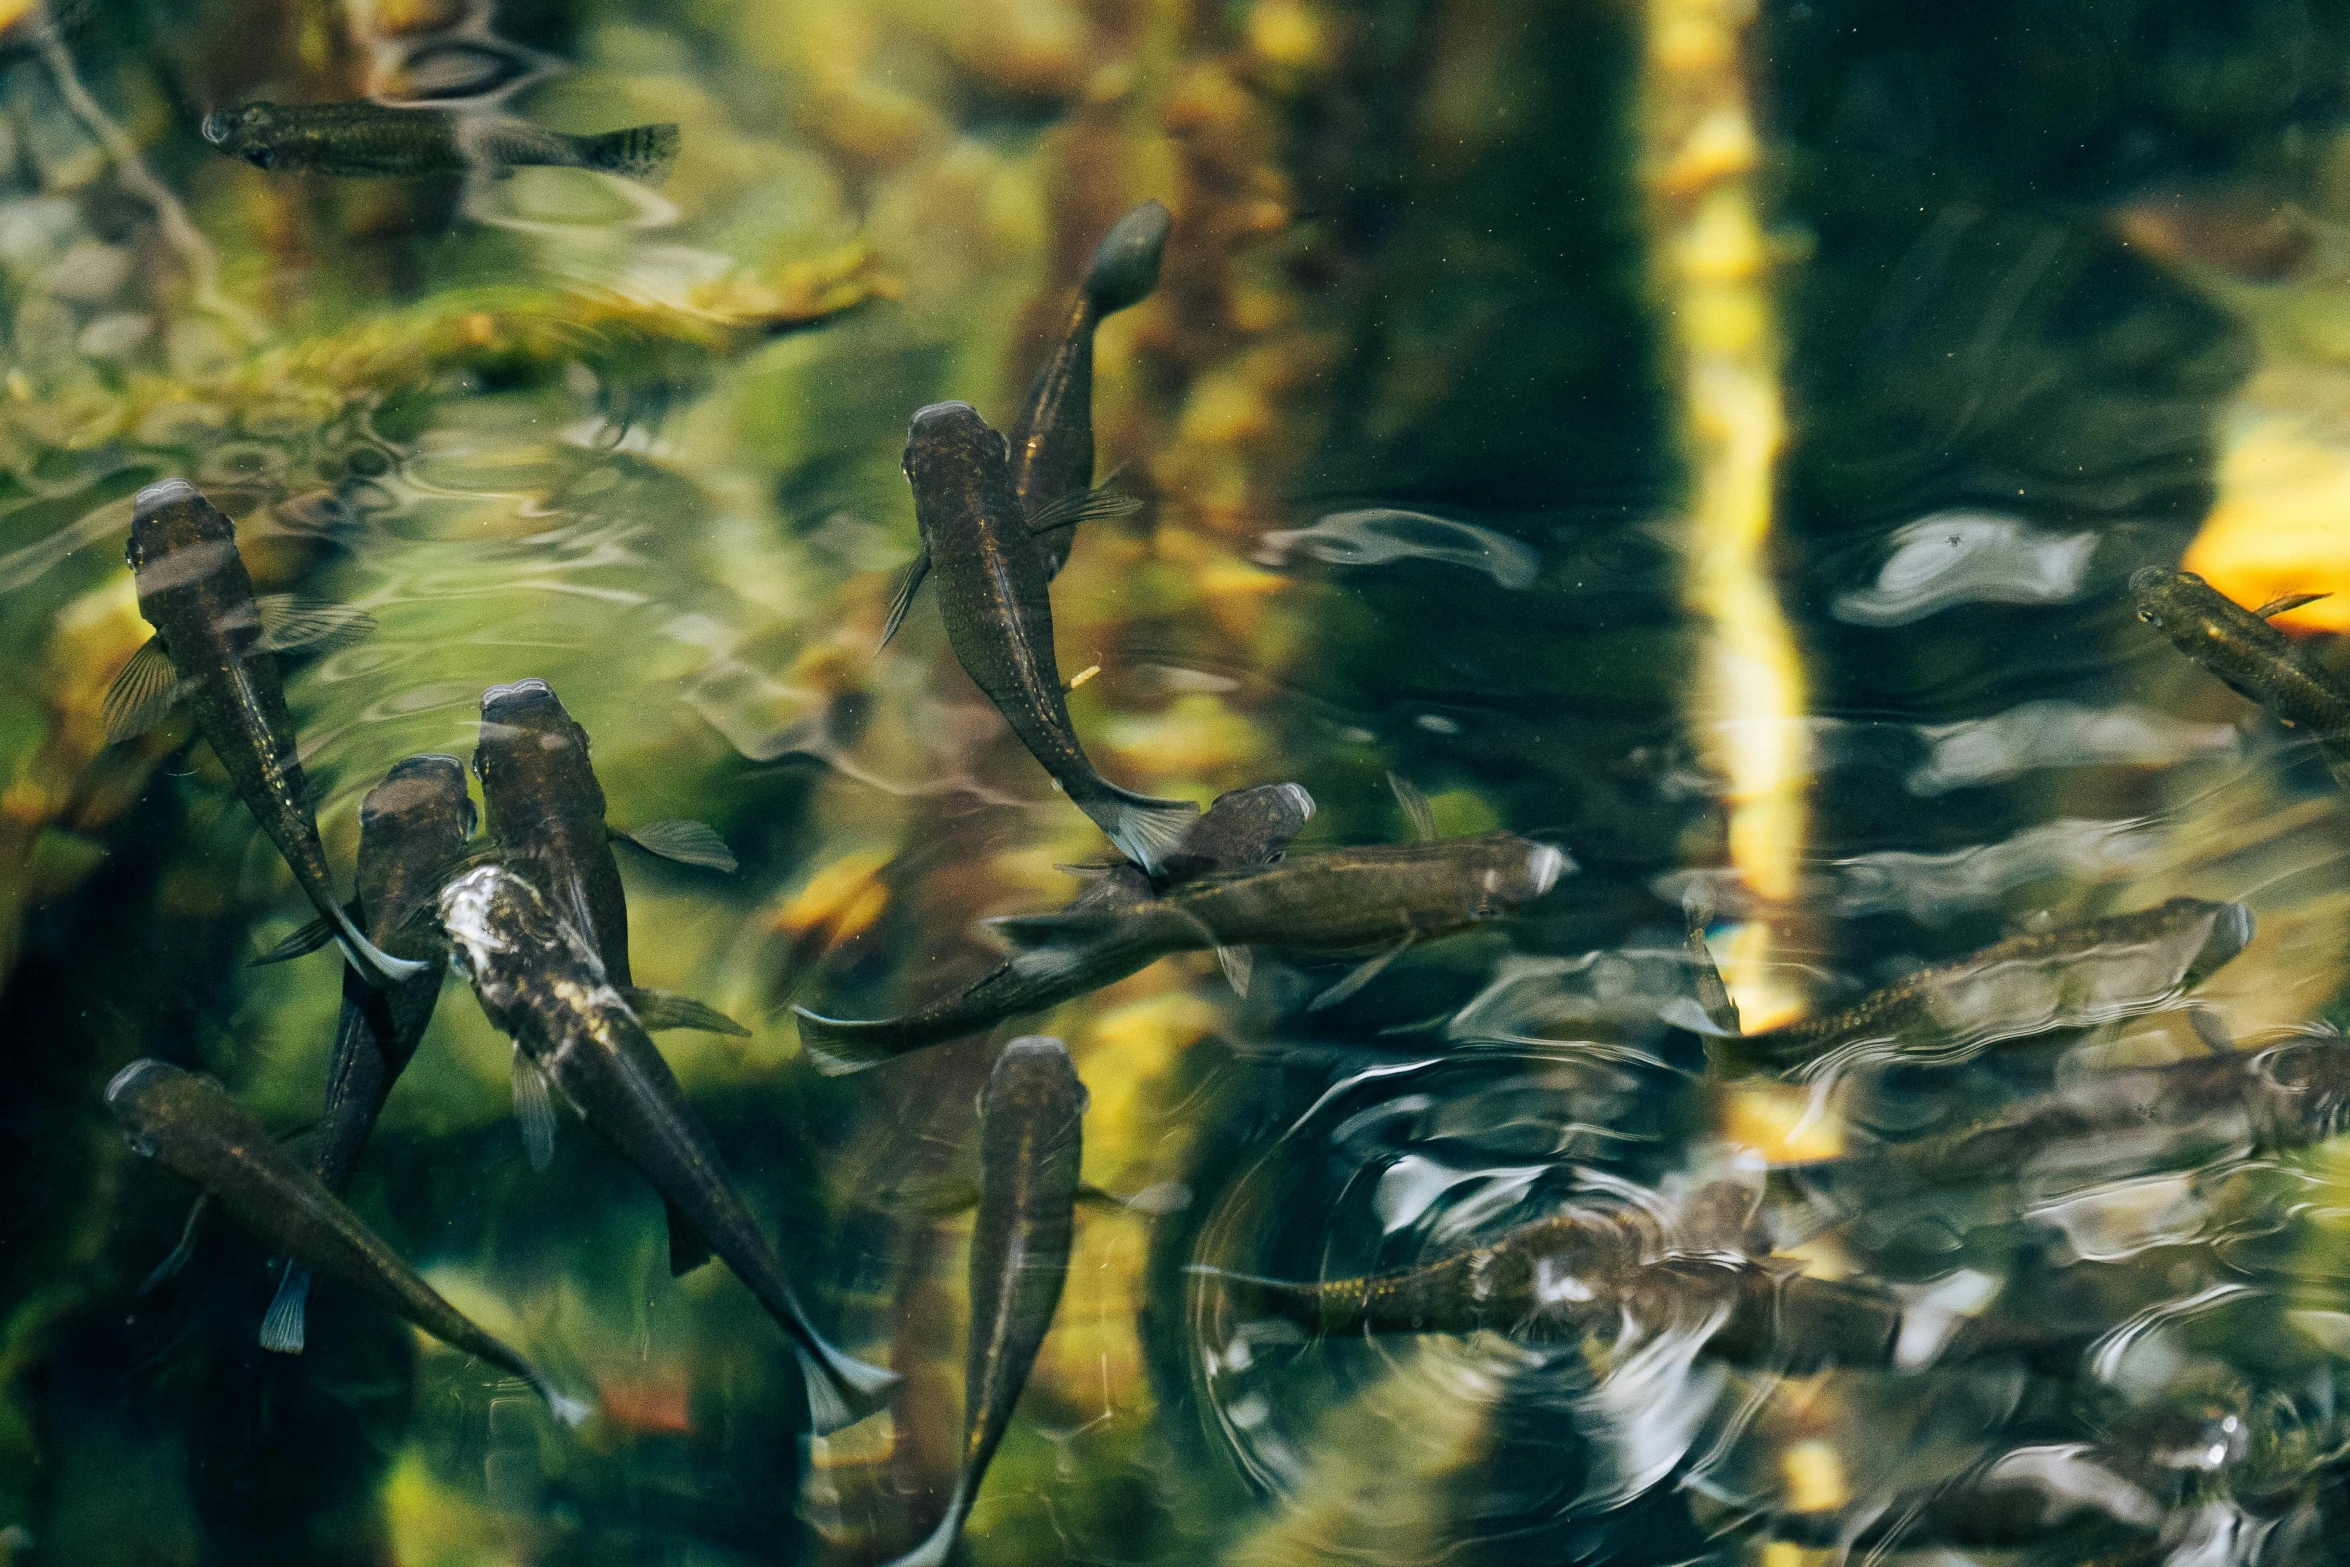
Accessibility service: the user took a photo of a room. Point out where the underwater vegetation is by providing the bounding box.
[9,1,2350,1566]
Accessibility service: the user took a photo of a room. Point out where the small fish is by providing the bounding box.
[201,101,678,184]
[104,479,421,986]
[2131,565,2350,783]
[1708,898,2254,1078]
[260,754,474,1356]
[989,832,1569,1011]
[888,1037,1086,1567]
[794,782,1315,1073]
[437,863,899,1434]
[898,400,1197,871]
[106,1058,588,1425]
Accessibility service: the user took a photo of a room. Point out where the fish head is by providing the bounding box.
[985,1034,1088,1117]
[103,1057,189,1154]
[1475,837,1572,912]
[365,753,473,835]
[201,103,283,170]
[126,479,243,602]
[2128,564,2208,634]
[1190,781,1316,868]
[1083,199,1172,315]
[436,862,544,975]
[903,400,1008,490]
[474,678,602,817]
[359,755,476,919]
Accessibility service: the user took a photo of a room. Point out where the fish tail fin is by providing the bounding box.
[882,1488,969,1567]
[791,1007,901,1076]
[1082,199,1172,315]
[258,1264,312,1355]
[329,902,428,986]
[2185,901,2256,990]
[793,1336,901,1436]
[581,122,679,184]
[1083,785,1199,874]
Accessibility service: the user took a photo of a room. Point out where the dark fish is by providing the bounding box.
[106,1058,588,1425]
[1007,200,1171,578]
[104,479,421,985]
[2131,565,2350,784]
[793,781,1315,1073]
[261,754,474,1355]
[437,862,899,1434]
[899,400,1197,870]
[889,1037,1085,1567]
[989,832,1569,1010]
[1708,898,2254,1078]
[201,101,678,184]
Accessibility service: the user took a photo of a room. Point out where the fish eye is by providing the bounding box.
[245,147,276,170]
[2136,609,2156,623]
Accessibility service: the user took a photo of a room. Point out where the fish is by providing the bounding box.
[1707,898,2255,1078]
[105,1058,589,1425]
[897,400,1198,870]
[2131,565,2350,785]
[888,1037,1086,1567]
[103,478,422,986]
[879,202,1170,646]
[988,832,1569,1011]
[436,862,899,1434]
[200,101,678,184]
[793,781,1315,1073]
[260,754,474,1356]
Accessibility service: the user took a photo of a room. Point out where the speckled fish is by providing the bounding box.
[2131,565,2350,784]
[989,831,1569,1010]
[793,782,1315,1073]
[879,203,1168,646]
[1708,898,2254,1079]
[897,400,1197,870]
[438,863,898,1434]
[259,754,474,1356]
[201,101,678,184]
[889,1037,1085,1567]
[106,1058,588,1425]
[103,479,421,986]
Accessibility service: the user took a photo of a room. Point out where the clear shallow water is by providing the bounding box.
[4,1,2350,1565]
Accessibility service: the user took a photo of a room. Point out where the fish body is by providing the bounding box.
[992,833,1567,976]
[2132,566,2350,775]
[437,863,897,1434]
[890,1037,1085,1567]
[474,679,633,984]
[1008,200,1171,577]
[105,1058,586,1423]
[122,479,419,985]
[794,782,1316,1072]
[261,755,473,1353]
[201,101,678,183]
[1712,898,2254,1077]
[903,400,1197,871]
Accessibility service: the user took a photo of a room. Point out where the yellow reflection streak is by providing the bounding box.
[1642,0,1810,1028]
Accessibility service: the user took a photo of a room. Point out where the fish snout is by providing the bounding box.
[480,677,556,716]
[1274,782,1317,824]
[103,1057,172,1109]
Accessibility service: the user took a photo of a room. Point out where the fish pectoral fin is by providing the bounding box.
[137,1192,212,1296]
[879,550,930,650]
[252,913,339,966]
[1076,1180,1192,1216]
[1308,939,1413,1012]
[1386,772,1438,842]
[875,1174,982,1217]
[621,985,750,1036]
[1025,484,1144,536]
[101,636,188,744]
[258,1264,313,1355]
[512,1051,557,1172]
[664,1198,715,1276]
[2187,1005,2236,1055]
[2255,591,2331,619]
[251,594,377,655]
[616,819,739,872]
[1216,944,1254,996]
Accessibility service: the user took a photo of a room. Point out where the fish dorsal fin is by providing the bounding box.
[512,1050,557,1172]
[622,985,750,1036]
[665,1198,714,1275]
[1026,484,1144,536]
[2255,591,2330,619]
[1217,944,1253,996]
[1388,773,1437,842]
[252,594,376,656]
[102,636,188,744]
[1307,937,1412,1011]
[879,550,930,650]
[616,819,738,872]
